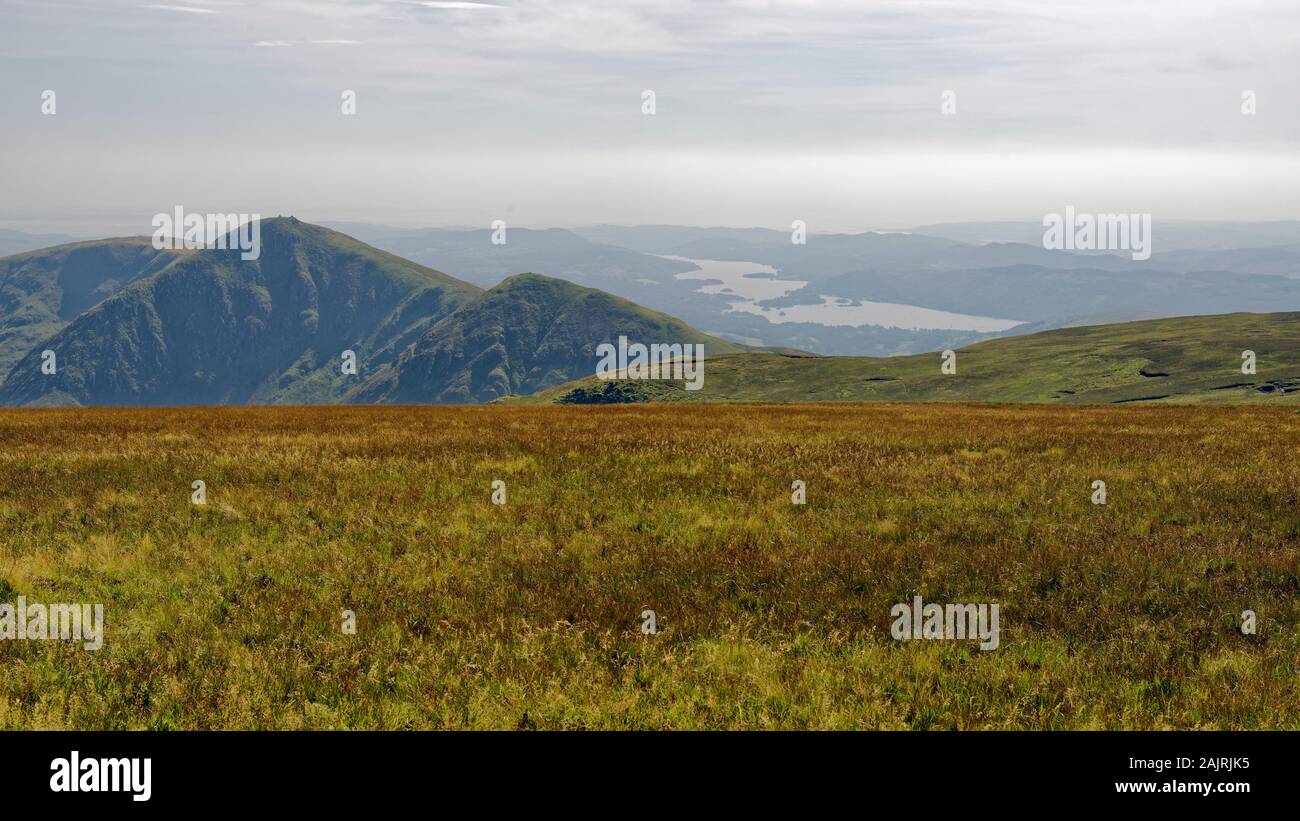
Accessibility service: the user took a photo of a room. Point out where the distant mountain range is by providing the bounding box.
[760,264,1300,328]
[907,220,1300,251]
[338,220,1300,356]
[323,221,694,290]
[13,219,1295,360]
[1,217,1298,407]
[0,228,83,259]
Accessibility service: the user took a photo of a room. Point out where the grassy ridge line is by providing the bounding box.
[0,403,1297,729]
[515,310,1300,404]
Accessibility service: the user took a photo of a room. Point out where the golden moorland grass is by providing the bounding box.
[0,403,1297,729]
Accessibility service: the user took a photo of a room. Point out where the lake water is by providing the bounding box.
[664,256,1023,332]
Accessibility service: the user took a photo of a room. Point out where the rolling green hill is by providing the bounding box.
[516,311,1300,405]
[0,218,481,406]
[348,273,744,404]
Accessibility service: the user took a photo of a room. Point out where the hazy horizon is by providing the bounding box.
[7,212,1300,241]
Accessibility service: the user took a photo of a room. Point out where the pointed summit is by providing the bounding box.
[348,272,742,404]
[0,220,481,406]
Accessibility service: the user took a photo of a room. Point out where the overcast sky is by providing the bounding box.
[1,0,1298,233]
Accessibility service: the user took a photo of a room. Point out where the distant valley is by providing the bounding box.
[335,219,1300,356]
[2,218,1299,407]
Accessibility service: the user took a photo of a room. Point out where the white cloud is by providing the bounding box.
[142,4,219,13]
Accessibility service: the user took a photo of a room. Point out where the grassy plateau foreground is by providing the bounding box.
[0,403,1298,729]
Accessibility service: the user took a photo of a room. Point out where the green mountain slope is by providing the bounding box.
[0,238,181,378]
[348,273,744,404]
[516,311,1300,405]
[0,218,481,406]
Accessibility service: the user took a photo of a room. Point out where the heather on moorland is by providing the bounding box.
[0,403,1296,729]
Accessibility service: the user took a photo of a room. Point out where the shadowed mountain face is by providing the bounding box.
[0,238,180,378]
[0,218,481,406]
[348,273,744,404]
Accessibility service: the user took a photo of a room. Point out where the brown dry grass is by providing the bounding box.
[0,403,1297,728]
